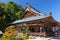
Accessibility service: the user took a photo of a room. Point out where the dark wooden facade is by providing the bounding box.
[11,3,60,37]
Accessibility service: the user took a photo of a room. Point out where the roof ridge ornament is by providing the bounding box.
[26,3,31,9]
[49,12,52,15]
[46,12,52,16]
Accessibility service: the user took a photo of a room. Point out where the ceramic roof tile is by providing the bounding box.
[12,15,50,24]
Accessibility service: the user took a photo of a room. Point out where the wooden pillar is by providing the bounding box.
[40,27,42,32]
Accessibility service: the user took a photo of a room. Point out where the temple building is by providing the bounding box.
[11,3,60,37]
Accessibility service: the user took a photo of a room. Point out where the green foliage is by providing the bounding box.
[0,1,24,32]
[0,36,9,40]
[15,26,30,40]
[16,33,29,40]
[0,26,30,40]
[3,1,24,23]
[23,34,29,40]
[21,26,29,40]
[0,35,16,40]
[10,36,16,40]
[22,26,29,33]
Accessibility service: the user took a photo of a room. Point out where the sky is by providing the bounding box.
[0,0,60,22]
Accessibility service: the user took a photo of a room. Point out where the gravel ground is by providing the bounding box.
[27,36,60,40]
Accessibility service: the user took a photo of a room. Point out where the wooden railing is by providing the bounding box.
[28,32,46,37]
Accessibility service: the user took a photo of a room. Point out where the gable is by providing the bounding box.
[21,3,44,19]
[21,11,37,18]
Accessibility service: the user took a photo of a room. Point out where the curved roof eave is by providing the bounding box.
[12,15,51,24]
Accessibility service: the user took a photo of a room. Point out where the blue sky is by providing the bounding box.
[0,0,60,22]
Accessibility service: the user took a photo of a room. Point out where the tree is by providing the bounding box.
[0,1,24,32]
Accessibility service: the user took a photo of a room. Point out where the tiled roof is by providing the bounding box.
[12,14,51,24]
[26,3,45,16]
[11,3,51,24]
[31,8,44,15]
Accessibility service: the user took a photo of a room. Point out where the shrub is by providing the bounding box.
[15,32,29,40]
[3,25,18,38]
[1,36,9,40]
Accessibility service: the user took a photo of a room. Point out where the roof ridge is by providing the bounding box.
[22,15,51,20]
[26,3,45,16]
[26,3,41,13]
